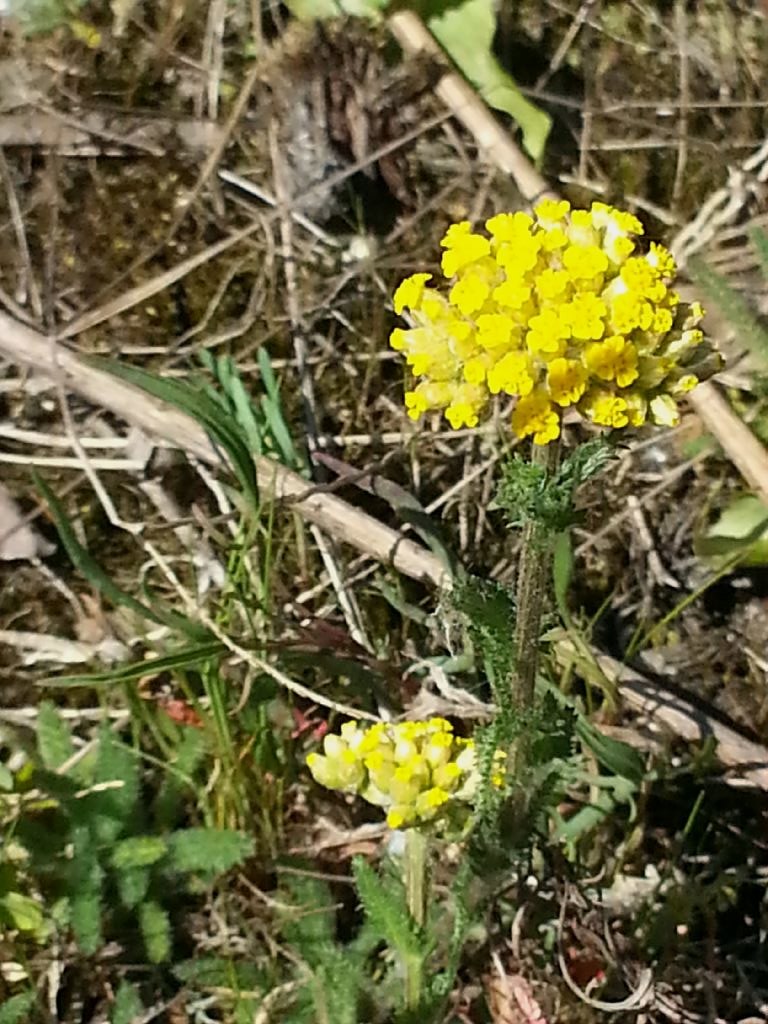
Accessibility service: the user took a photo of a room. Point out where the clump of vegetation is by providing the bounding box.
[2,2,768,1021]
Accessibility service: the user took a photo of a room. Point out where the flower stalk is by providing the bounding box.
[510,436,561,770]
[403,827,428,1010]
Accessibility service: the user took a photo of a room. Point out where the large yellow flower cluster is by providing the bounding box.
[390,200,718,444]
[306,718,492,830]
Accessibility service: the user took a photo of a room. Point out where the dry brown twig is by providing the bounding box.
[0,311,447,590]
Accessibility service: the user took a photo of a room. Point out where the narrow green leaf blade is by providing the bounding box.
[689,256,768,370]
[35,474,206,639]
[47,641,226,688]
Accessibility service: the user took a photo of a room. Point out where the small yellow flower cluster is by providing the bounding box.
[306,718,494,830]
[390,200,719,444]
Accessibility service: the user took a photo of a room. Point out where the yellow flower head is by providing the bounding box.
[391,202,719,443]
[306,718,501,831]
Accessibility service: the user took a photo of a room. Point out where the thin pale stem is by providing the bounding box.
[512,438,562,751]
[404,827,428,1011]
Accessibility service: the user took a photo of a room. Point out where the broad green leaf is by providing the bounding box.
[0,764,12,791]
[426,0,551,161]
[281,0,550,159]
[111,981,144,1024]
[36,701,75,770]
[695,494,768,568]
[574,717,644,785]
[112,836,169,871]
[0,892,44,932]
[167,828,255,874]
[139,900,172,963]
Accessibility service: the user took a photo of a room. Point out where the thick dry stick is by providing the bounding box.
[388,10,555,206]
[0,312,448,589]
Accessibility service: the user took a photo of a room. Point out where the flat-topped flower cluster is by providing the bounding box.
[306,717,493,830]
[390,200,718,444]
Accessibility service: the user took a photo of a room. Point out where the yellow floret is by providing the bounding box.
[495,234,542,275]
[476,312,516,350]
[533,198,570,225]
[512,391,561,445]
[487,351,535,397]
[582,391,629,428]
[449,272,492,316]
[649,393,680,427]
[440,222,491,277]
[562,293,607,341]
[583,336,639,388]
[547,357,588,407]
[562,244,609,280]
[445,394,484,429]
[393,273,432,314]
[646,242,676,278]
[493,278,533,310]
[463,354,491,385]
[486,211,534,240]
[534,268,571,303]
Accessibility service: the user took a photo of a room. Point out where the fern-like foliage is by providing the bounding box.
[0,990,37,1024]
[452,574,517,696]
[279,873,372,1024]
[166,827,255,875]
[139,900,172,964]
[36,701,75,771]
[495,437,614,533]
[353,856,422,959]
[14,708,255,968]
[110,981,144,1024]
